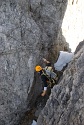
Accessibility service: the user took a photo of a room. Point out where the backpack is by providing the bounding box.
[41,70,56,88]
[44,66,57,80]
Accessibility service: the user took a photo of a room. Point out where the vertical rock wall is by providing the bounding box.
[37,42,84,125]
[0,1,41,125]
[0,0,68,125]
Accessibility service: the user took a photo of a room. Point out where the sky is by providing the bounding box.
[62,1,84,53]
[69,41,80,52]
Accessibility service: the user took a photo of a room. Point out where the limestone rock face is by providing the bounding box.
[37,41,84,125]
[0,0,68,125]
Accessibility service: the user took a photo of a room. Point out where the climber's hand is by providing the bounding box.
[41,90,46,96]
[43,58,47,62]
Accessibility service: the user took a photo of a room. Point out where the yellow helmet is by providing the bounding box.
[35,65,42,72]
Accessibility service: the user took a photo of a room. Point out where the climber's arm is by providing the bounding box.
[43,58,50,63]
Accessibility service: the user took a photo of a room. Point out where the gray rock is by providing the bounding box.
[0,0,68,125]
[37,42,84,125]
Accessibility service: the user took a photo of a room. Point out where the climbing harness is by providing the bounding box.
[41,70,57,88]
[44,66,57,80]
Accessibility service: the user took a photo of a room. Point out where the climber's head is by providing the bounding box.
[35,65,42,72]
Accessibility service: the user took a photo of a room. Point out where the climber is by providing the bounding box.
[35,65,56,96]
